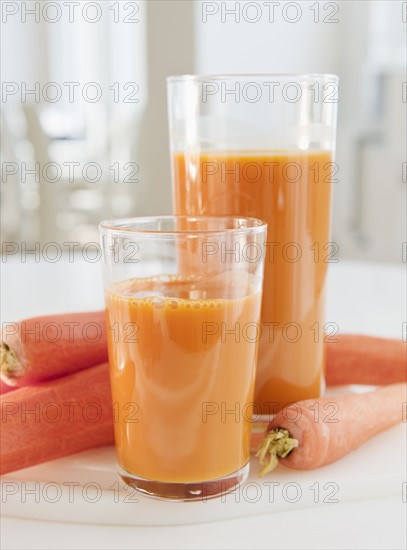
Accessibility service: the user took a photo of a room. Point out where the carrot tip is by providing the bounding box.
[255,428,299,477]
[0,343,23,385]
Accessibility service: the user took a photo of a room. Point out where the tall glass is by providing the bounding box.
[100,216,267,500]
[167,74,338,413]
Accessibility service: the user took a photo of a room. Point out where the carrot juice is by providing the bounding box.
[173,150,334,412]
[105,274,262,485]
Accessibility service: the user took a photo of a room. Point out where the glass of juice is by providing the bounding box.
[167,74,338,413]
[100,216,267,500]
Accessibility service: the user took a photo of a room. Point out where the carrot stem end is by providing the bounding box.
[255,428,299,477]
[0,343,23,385]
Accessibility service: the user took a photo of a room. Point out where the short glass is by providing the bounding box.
[100,216,267,500]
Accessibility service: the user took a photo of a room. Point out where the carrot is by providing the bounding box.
[3,311,404,388]
[326,334,407,386]
[0,363,114,475]
[1,311,108,387]
[2,368,404,475]
[256,383,406,474]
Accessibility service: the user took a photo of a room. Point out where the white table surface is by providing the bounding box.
[1,256,406,550]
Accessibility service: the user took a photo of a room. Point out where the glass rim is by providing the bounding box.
[167,73,339,83]
[99,215,267,238]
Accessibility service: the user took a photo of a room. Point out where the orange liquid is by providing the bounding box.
[105,275,262,482]
[173,151,333,411]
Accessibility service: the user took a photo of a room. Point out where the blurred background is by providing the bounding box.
[1,0,405,262]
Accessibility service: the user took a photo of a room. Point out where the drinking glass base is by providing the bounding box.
[118,462,250,502]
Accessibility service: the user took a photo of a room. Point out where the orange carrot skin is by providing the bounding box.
[0,381,14,395]
[326,334,407,386]
[0,363,114,475]
[266,383,406,470]
[1,311,108,386]
[3,317,405,388]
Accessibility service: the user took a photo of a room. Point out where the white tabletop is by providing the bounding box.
[1,256,406,550]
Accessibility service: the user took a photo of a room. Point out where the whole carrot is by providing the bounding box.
[256,383,406,474]
[326,334,406,386]
[0,363,114,475]
[1,311,108,387]
[3,308,405,389]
